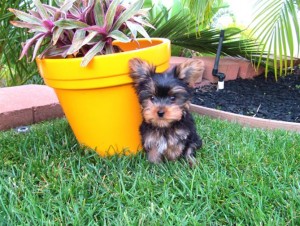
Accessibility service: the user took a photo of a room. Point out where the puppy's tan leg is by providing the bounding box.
[164,146,183,161]
[184,147,198,167]
[147,149,163,164]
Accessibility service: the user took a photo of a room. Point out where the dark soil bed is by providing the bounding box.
[192,73,300,123]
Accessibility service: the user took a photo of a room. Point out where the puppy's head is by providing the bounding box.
[129,58,200,128]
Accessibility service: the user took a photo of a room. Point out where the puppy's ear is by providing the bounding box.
[174,59,205,88]
[129,58,156,89]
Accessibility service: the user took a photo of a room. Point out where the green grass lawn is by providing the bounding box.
[0,116,299,225]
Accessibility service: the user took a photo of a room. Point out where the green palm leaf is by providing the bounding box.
[148,11,261,60]
[182,0,224,27]
[250,0,300,78]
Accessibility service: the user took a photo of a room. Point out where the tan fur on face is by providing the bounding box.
[176,59,205,88]
[142,101,183,128]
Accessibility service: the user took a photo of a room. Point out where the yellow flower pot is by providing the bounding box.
[36,38,170,157]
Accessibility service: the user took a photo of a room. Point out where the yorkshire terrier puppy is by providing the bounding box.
[129,58,203,165]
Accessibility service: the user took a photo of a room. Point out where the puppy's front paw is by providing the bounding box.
[184,147,198,167]
[147,149,163,164]
[187,156,198,168]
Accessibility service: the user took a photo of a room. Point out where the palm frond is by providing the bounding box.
[250,0,300,78]
[182,0,224,27]
[148,11,262,61]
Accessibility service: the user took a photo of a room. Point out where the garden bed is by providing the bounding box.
[192,73,300,123]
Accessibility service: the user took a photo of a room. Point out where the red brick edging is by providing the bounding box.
[0,85,64,131]
[191,104,300,132]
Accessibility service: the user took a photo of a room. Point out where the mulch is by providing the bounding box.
[191,73,300,123]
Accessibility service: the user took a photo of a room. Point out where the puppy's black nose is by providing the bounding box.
[157,110,165,117]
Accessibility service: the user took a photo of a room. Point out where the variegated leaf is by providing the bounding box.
[87,0,95,7]
[19,33,44,60]
[82,25,106,34]
[94,0,105,26]
[105,45,114,54]
[10,21,47,32]
[60,0,77,13]
[52,27,64,45]
[105,0,120,32]
[125,21,137,38]
[113,0,144,30]
[33,0,50,20]
[39,45,70,58]
[54,19,88,29]
[126,21,150,40]
[29,10,43,19]
[54,0,64,7]
[67,30,87,55]
[108,30,131,42]
[42,5,58,16]
[68,4,81,18]
[135,24,150,40]
[32,35,45,62]
[133,16,155,30]
[136,8,150,17]
[81,41,105,67]
[82,31,99,46]
[8,8,42,25]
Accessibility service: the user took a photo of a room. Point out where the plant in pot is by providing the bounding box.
[9,0,171,156]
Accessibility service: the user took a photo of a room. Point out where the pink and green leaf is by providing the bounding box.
[113,0,144,30]
[94,0,105,26]
[81,41,105,67]
[82,25,107,35]
[54,0,64,7]
[28,10,43,19]
[8,8,42,25]
[133,16,155,30]
[108,30,131,42]
[125,21,137,38]
[32,35,46,62]
[126,21,150,40]
[40,45,70,58]
[52,27,64,45]
[87,0,95,8]
[105,0,120,31]
[42,5,59,16]
[104,45,115,54]
[33,0,50,20]
[10,21,47,32]
[60,0,77,13]
[82,31,99,45]
[19,33,44,60]
[54,19,89,29]
[67,30,87,55]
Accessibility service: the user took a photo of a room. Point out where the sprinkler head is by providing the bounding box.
[217,72,226,82]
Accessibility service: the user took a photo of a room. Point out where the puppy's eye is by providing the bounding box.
[150,96,155,101]
[170,96,176,102]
